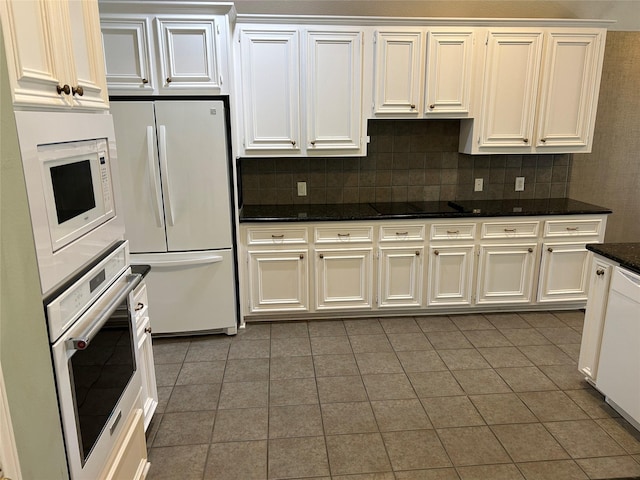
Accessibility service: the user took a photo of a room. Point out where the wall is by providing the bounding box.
[239,119,572,205]
[0,28,70,479]
[569,31,640,242]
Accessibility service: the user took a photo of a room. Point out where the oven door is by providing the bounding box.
[52,270,142,479]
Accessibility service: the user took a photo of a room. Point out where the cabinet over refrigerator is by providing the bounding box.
[110,99,238,335]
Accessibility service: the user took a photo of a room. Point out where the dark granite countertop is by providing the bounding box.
[586,243,640,275]
[131,264,151,278]
[239,198,611,222]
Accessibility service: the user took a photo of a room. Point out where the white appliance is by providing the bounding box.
[110,99,237,335]
[14,111,125,296]
[596,265,640,430]
[47,241,144,479]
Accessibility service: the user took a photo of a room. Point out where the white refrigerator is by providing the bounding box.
[110,100,237,335]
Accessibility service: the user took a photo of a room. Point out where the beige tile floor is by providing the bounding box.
[145,311,640,480]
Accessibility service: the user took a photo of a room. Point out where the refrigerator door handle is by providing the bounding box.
[139,254,224,268]
[158,125,175,226]
[146,126,164,228]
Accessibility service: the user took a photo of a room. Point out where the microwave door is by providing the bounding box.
[110,102,168,254]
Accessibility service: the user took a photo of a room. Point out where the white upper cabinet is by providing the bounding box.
[461,27,606,154]
[236,25,365,157]
[100,4,232,96]
[372,27,474,118]
[0,0,108,110]
[373,30,423,116]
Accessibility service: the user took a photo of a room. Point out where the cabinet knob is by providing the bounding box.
[410,104,416,109]
[434,250,439,255]
[319,253,324,259]
[528,247,534,253]
[56,84,71,95]
[540,138,546,143]
[72,85,84,96]
[135,302,145,311]
[415,250,420,256]
[299,253,304,260]
[166,77,172,83]
[291,140,296,146]
[547,247,553,253]
[142,78,149,84]
[429,104,435,109]
[310,141,316,146]
[144,327,152,334]
[523,138,529,144]
[596,268,605,276]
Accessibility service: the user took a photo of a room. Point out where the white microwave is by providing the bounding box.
[15,111,126,296]
[39,139,116,252]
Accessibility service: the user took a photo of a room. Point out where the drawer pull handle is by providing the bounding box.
[319,253,324,259]
[566,227,579,231]
[596,268,605,276]
[528,247,534,253]
[299,253,304,260]
[135,302,145,311]
[396,231,409,236]
[271,234,285,239]
[434,250,439,255]
[144,327,152,334]
[504,228,517,233]
[547,247,553,253]
[337,233,350,238]
[447,230,460,234]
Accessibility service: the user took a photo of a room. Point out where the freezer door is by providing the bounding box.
[154,101,233,251]
[132,250,238,334]
[111,102,168,253]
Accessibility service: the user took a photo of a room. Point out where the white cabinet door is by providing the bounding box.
[535,30,603,148]
[479,30,543,148]
[477,243,537,304]
[578,256,614,382]
[156,18,221,92]
[378,246,423,308]
[133,283,157,431]
[373,30,423,116]
[239,29,301,152]
[316,248,373,310]
[0,0,108,109]
[248,250,309,313]
[537,243,591,302]
[306,30,363,151]
[427,245,475,306]
[425,29,474,115]
[101,17,155,93]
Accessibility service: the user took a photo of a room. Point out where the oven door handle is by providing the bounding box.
[66,274,142,351]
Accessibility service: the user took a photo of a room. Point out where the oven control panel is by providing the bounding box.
[46,242,129,343]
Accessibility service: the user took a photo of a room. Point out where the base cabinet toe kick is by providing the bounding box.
[238,214,607,321]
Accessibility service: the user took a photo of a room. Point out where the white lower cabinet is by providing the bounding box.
[248,250,309,313]
[316,248,373,310]
[239,214,606,320]
[100,407,148,480]
[427,245,475,306]
[476,243,538,304]
[578,255,615,382]
[133,282,157,431]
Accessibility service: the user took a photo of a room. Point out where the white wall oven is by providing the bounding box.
[15,111,125,296]
[46,241,142,479]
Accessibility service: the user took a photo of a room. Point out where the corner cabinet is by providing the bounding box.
[239,213,607,321]
[461,27,606,154]
[0,0,109,110]
[100,4,233,96]
[236,25,365,157]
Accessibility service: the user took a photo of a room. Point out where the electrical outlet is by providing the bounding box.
[297,181,307,196]
[515,177,525,191]
[474,178,484,192]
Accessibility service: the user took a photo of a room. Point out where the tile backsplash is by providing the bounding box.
[239,119,571,205]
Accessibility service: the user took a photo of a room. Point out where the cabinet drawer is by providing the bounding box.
[430,223,476,241]
[315,226,373,244]
[481,221,539,239]
[247,227,308,245]
[380,224,425,242]
[544,219,602,238]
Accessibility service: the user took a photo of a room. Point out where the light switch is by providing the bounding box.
[515,177,525,191]
[474,178,484,192]
[297,181,307,196]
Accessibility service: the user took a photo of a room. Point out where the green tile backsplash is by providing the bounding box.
[239,119,571,205]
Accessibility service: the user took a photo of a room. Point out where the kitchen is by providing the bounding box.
[0,0,639,480]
